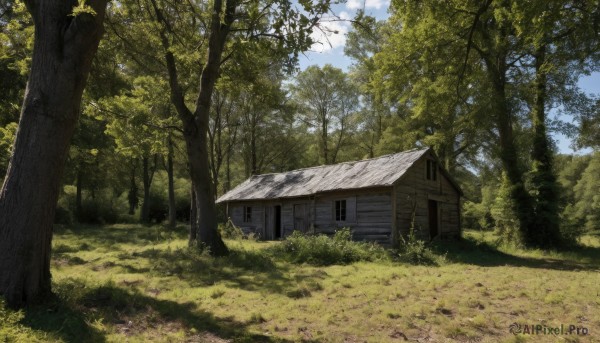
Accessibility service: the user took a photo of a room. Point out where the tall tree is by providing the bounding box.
[138,0,332,254]
[374,0,599,247]
[291,65,360,164]
[515,0,599,246]
[0,0,108,308]
[345,14,389,158]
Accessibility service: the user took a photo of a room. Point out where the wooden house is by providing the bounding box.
[216,148,462,244]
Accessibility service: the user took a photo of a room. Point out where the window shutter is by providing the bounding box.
[346,196,356,222]
[232,206,243,222]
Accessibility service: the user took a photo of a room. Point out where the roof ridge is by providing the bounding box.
[249,147,429,178]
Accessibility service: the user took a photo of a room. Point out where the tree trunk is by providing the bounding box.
[151,0,232,255]
[128,161,138,215]
[184,124,228,255]
[167,135,176,228]
[321,116,329,164]
[530,44,561,247]
[487,58,534,245]
[225,148,231,192]
[0,0,107,308]
[250,117,258,175]
[75,168,83,220]
[189,183,197,245]
[140,156,151,223]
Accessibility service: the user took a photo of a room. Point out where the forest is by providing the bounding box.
[0,0,599,341]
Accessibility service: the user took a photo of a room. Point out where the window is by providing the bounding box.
[243,206,252,223]
[426,160,437,181]
[335,200,347,221]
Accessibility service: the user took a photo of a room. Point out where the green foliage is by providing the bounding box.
[290,64,361,164]
[0,300,29,339]
[218,219,244,240]
[462,201,493,231]
[148,171,191,222]
[491,173,523,247]
[554,153,599,242]
[268,228,387,266]
[530,154,563,246]
[59,186,128,224]
[570,153,600,233]
[396,228,444,266]
[0,1,31,126]
[96,76,174,159]
[70,0,97,17]
[0,122,17,175]
[77,195,121,224]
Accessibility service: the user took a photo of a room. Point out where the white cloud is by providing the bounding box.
[310,18,349,53]
[339,11,351,20]
[346,0,390,10]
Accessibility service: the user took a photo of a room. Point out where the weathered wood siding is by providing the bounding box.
[227,190,392,244]
[228,201,265,237]
[311,189,392,244]
[228,199,307,239]
[394,152,461,240]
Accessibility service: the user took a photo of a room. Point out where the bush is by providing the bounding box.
[396,228,444,265]
[268,228,387,266]
[77,197,120,224]
[218,219,244,239]
[462,201,493,231]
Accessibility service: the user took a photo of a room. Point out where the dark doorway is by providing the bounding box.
[274,205,282,239]
[428,200,438,240]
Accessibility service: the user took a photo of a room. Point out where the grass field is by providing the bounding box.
[1,225,599,342]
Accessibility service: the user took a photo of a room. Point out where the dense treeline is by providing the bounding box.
[0,0,598,235]
[0,0,598,307]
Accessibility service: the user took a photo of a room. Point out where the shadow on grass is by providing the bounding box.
[54,224,188,250]
[433,235,600,271]
[20,280,292,343]
[139,246,326,296]
[53,224,328,298]
[22,293,106,343]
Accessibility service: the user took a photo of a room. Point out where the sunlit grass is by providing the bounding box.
[1,225,599,342]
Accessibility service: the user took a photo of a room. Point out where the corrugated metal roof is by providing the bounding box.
[216,148,431,203]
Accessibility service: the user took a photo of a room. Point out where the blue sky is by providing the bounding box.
[297,1,598,155]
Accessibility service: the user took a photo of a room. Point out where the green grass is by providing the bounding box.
[1,225,600,342]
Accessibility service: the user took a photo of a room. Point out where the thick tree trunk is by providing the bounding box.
[189,183,197,245]
[488,60,535,244]
[167,135,176,228]
[75,168,83,220]
[184,124,228,256]
[530,44,561,247]
[0,0,107,308]
[140,156,151,223]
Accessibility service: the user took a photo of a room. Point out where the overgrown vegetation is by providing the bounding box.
[463,153,600,247]
[267,229,388,265]
[1,224,599,342]
[396,228,445,266]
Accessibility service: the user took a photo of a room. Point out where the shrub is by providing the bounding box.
[77,197,120,224]
[268,228,387,266]
[396,228,444,265]
[462,201,493,231]
[218,219,244,239]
